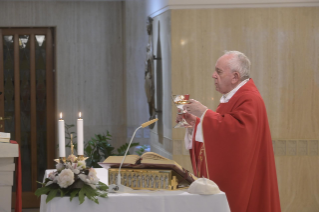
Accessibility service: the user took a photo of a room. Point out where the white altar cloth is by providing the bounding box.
[40,168,230,212]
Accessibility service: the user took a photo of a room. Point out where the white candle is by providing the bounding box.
[58,113,65,157]
[77,112,84,155]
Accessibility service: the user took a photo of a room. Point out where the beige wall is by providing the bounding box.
[170,7,319,212]
[0,1,126,152]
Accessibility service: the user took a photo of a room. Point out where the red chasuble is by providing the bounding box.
[189,79,281,212]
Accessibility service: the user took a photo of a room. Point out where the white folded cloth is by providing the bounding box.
[188,178,221,195]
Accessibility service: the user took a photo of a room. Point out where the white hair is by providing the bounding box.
[224,51,250,81]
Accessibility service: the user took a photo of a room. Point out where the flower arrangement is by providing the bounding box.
[35,156,108,204]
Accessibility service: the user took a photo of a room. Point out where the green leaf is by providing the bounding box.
[86,145,93,155]
[78,187,85,204]
[70,188,80,201]
[116,142,139,156]
[97,182,108,191]
[35,186,51,197]
[59,189,64,197]
[135,145,148,156]
[98,191,108,198]
[46,189,58,203]
[85,158,93,167]
[36,180,47,186]
[82,184,99,204]
[94,198,99,204]
[62,188,70,197]
[59,188,70,197]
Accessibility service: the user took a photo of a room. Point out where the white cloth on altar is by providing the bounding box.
[40,168,230,212]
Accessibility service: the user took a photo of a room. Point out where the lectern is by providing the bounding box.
[0,143,19,212]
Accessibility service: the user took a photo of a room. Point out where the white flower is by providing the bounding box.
[48,172,56,181]
[65,162,80,174]
[46,181,54,186]
[88,168,99,184]
[78,174,87,182]
[72,163,80,174]
[67,155,77,163]
[78,174,96,189]
[65,162,72,169]
[57,169,74,188]
[77,161,86,169]
[45,171,58,186]
[56,163,65,172]
[78,168,100,189]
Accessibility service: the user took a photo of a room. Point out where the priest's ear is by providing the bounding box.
[232,71,241,84]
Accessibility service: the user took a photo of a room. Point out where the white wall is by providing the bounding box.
[123,1,151,147]
[0,1,126,153]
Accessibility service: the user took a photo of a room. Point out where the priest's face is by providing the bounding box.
[212,54,237,94]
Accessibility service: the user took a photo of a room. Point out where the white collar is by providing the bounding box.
[220,79,249,103]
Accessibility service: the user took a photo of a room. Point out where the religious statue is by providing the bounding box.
[144,16,157,128]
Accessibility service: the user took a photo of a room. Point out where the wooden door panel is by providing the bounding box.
[0,28,56,208]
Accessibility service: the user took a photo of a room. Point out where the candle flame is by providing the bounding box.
[60,112,63,119]
[79,112,82,118]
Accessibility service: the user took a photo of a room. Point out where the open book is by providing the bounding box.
[99,152,197,183]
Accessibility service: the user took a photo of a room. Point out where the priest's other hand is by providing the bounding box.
[184,99,208,118]
[176,109,196,126]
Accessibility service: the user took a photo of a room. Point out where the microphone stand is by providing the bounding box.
[108,118,158,193]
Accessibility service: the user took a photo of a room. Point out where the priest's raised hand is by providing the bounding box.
[176,108,197,126]
[183,99,208,118]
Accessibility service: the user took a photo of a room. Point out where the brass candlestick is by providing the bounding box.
[70,134,74,155]
[54,134,88,164]
[54,157,66,164]
[77,155,88,161]
[66,134,78,162]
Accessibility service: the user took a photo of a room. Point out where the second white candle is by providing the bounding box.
[77,112,84,155]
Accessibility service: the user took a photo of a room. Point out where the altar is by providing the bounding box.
[0,142,19,212]
[40,168,230,212]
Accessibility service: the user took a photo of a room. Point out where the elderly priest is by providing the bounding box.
[177,51,281,212]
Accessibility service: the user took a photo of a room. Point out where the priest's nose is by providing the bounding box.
[212,71,217,79]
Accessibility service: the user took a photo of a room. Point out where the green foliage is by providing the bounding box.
[115,142,140,156]
[84,131,113,168]
[35,180,108,204]
[84,131,141,168]
[97,181,108,191]
[70,189,80,201]
[35,184,57,197]
[46,189,58,203]
[135,145,149,156]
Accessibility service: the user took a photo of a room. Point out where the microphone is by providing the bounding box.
[108,118,158,192]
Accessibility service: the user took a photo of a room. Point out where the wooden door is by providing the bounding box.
[0,28,56,208]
